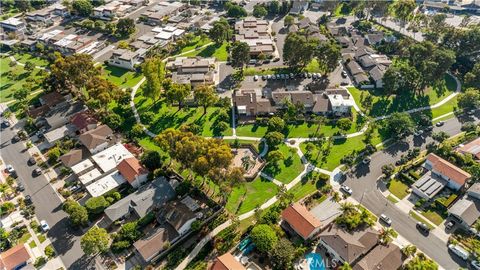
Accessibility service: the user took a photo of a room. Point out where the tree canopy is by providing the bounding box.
[80,226,110,256]
[230,41,250,69]
[209,20,232,44]
[385,112,415,139]
[250,224,278,253]
[116,18,136,37]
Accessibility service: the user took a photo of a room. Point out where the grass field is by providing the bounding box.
[348,74,457,117]
[287,171,329,201]
[387,179,410,199]
[13,53,49,67]
[102,65,144,89]
[183,42,229,61]
[134,88,232,137]
[421,209,446,226]
[225,176,279,215]
[1,57,45,103]
[263,144,304,184]
[179,36,213,54]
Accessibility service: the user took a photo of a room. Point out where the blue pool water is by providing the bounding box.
[238,237,251,251]
[242,243,255,255]
[305,253,326,270]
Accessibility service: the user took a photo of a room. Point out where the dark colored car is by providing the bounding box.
[24,195,33,205]
[28,157,36,166]
[33,168,42,177]
[12,135,20,143]
[416,222,430,234]
[17,183,25,192]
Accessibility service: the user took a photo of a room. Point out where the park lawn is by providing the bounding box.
[223,139,261,152]
[387,179,409,199]
[431,96,458,119]
[263,144,304,184]
[236,110,363,138]
[287,172,329,201]
[102,65,144,88]
[225,176,279,215]
[421,209,446,226]
[0,57,45,103]
[179,36,212,54]
[183,42,229,61]
[13,53,49,67]
[134,89,232,137]
[348,74,457,117]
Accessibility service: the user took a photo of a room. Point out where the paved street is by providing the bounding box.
[0,121,92,270]
[344,113,479,269]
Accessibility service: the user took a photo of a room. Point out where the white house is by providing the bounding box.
[107,48,145,70]
[424,153,471,191]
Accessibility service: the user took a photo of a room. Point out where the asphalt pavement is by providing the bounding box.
[344,113,479,269]
[0,120,93,270]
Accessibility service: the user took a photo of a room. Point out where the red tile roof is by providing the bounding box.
[211,253,246,270]
[282,202,321,239]
[71,111,97,131]
[457,137,480,160]
[427,153,471,186]
[0,244,31,270]
[117,157,148,183]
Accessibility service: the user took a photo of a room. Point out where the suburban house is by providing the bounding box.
[27,91,66,118]
[289,17,328,42]
[448,183,480,228]
[133,227,177,263]
[289,0,309,14]
[234,17,275,57]
[233,89,353,117]
[281,202,322,240]
[0,244,32,270]
[107,48,145,70]
[103,177,175,225]
[352,244,404,270]
[26,3,69,23]
[163,196,200,236]
[210,253,246,270]
[412,153,471,200]
[116,157,148,189]
[70,111,98,134]
[92,0,139,20]
[318,224,380,264]
[140,2,185,25]
[79,125,113,154]
[0,17,26,36]
[457,137,480,161]
[166,57,216,87]
[59,149,89,167]
[35,29,101,56]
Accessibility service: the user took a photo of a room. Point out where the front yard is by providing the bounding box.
[225,176,279,215]
[387,179,410,200]
[183,42,229,61]
[101,65,144,89]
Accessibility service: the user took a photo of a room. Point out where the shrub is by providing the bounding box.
[44,245,55,258]
[111,240,130,253]
[85,196,109,215]
[34,257,47,268]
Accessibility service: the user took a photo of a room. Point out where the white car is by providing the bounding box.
[340,185,352,195]
[40,220,50,232]
[448,244,469,260]
[362,157,371,164]
[380,214,392,226]
[253,75,258,81]
[5,165,14,173]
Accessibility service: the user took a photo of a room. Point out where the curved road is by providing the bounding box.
[344,113,479,269]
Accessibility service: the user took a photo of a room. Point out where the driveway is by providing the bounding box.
[0,121,93,269]
[310,197,341,225]
[343,114,480,269]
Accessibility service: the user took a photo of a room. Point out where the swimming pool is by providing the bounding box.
[305,253,326,270]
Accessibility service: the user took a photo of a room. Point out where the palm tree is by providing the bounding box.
[401,244,417,258]
[379,227,398,244]
[340,202,356,213]
[339,262,352,270]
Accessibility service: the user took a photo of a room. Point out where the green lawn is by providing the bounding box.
[430,96,458,119]
[421,209,446,226]
[134,88,232,137]
[223,139,261,152]
[179,36,212,54]
[183,42,229,61]
[1,57,45,103]
[387,195,399,203]
[263,144,304,184]
[305,59,323,73]
[29,241,37,248]
[287,171,329,201]
[13,53,49,67]
[102,65,144,88]
[225,176,279,215]
[348,74,457,117]
[236,110,364,138]
[387,179,410,199]
[38,234,47,243]
[19,233,31,244]
[409,211,435,229]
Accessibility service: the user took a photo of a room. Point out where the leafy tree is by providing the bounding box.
[267,117,285,132]
[208,20,231,44]
[379,227,398,244]
[253,4,268,18]
[250,224,278,253]
[15,0,31,12]
[227,4,247,18]
[381,164,395,178]
[465,62,480,88]
[267,150,285,166]
[389,0,416,28]
[457,88,480,110]
[402,244,417,257]
[385,112,414,139]
[85,196,109,215]
[72,0,93,16]
[336,118,352,133]
[116,18,135,37]
[163,80,191,110]
[284,15,294,27]
[432,131,449,143]
[13,88,28,102]
[269,238,295,270]
[405,253,438,270]
[85,76,121,104]
[269,0,280,14]
[383,60,421,95]
[102,113,122,130]
[315,42,341,73]
[230,41,250,70]
[47,147,61,163]
[80,226,110,256]
[24,61,35,72]
[142,57,164,103]
[129,123,144,139]
[283,32,319,68]
[140,150,162,171]
[63,200,88,227]
[117,222,141,242]
[194,84,218,115]
[264,131,284,149]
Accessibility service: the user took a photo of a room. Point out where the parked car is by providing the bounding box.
[340,82,348,86]
[253,75,258,81]
[33,168,42,177]
[436,121,445,127]
[12,135,20,143]
[261,75,266,80]
[445,220,456,230]
[28,157,36,166]
[341,71,348,78]
[17,183,25,192]
[467,110,475,116]
[471,260,480,270]
[40,220,50,232]
[340,185,353,195]
[24,195,32,205]
[448,244,469,260]
[362,157,371,164]
[413,130,424,136]
[307,73,312,78]
[1,121,10,128]
[5,165,14,174]
[272,57,280,62]
[424,126,434,132]
[379,214,392,226]
[416,222,430,233]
